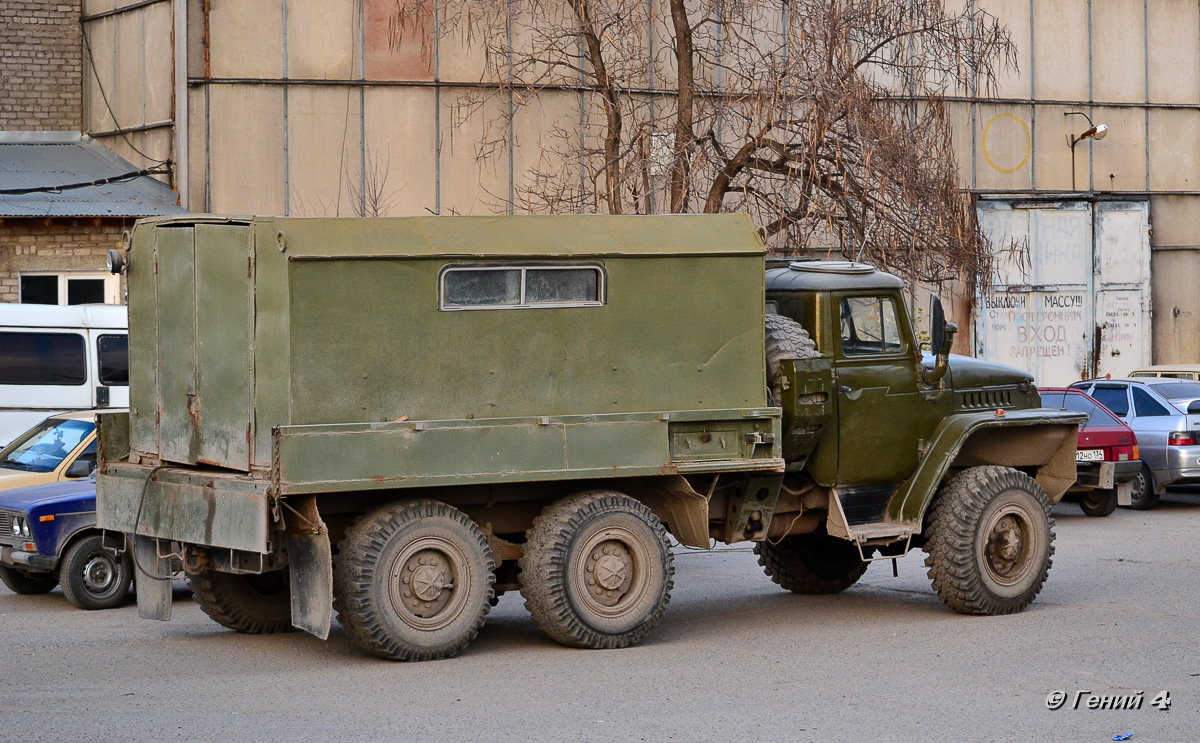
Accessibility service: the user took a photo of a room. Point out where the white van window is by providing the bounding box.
[97,334,129,386]
[0,332,87,385]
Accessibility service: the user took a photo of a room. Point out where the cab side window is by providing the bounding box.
[840,296,903,356]
[1132,387,1170,417]
[1090,386,1130,417]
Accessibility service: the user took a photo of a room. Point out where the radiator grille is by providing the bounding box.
[0,511,11,535]
[961,389,1014,410]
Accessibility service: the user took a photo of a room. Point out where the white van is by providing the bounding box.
[0,304,128,446]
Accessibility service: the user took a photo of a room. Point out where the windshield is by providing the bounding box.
[1041,392,1122,427]
[1147,380,1200,402]
[0,418,94,473]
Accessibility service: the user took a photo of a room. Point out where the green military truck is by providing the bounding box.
[96,214,1084,661]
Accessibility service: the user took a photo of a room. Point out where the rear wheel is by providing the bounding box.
[59,534,133,610]
[1127,464,1160,510]
[1078,488,1118,517]
[520,491,674,649]
[754,528,868,594]
[334,499,494,661]
[924,466,1054,615]
[0,565,58,595]
[188,569,293,634]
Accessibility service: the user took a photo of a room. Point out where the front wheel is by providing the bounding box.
[923,466,1054,615]
[1079,488,1118,517]
[59,534,133,610]
[0,565,59,595]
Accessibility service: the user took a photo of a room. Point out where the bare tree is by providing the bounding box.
[402,0,1014,289]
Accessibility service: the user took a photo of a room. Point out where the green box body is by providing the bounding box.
[99,214,784,549]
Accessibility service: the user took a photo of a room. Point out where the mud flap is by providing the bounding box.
[133,535,174,621]
[1116,479,1134,507]
[286,531,333,639]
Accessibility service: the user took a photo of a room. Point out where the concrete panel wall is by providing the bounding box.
[187,87,207,210]
[1032,0,1089,100]
[208,85,286,214]
[1148,0,1200,104]
[1150,195,1200,248]
[1152,248,1200,363]
[511,90,581,214]
[287,86,362,217]
[1148,108,1200,191]
[986,0,1031,99]
[209,0,284,79]
[364,0,434,80]
[439,94,509,215]
[85,17,116,133]
[363,87,438,216]
[1090,106,1146,193]
[144,2,174,123]
[974,103,1033,191]
[288,0,357,80]
[113,10,144,126]
[1091,0,1145,104]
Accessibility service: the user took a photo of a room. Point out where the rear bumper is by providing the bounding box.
[97,463,271,554]
[1158,445,1200,486]
[1073,460,1142,490]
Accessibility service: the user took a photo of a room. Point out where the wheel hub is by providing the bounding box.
[983,509,1033,585]
[83,555,115,593]
[573,528,651,618]
[388,541,468,631]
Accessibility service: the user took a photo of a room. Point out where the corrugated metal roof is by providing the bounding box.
[0,131,188,218]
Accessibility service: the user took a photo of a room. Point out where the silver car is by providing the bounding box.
[1069,378,1200,509]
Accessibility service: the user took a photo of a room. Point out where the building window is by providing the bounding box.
[440,265,605,310]
[19,272,120,305]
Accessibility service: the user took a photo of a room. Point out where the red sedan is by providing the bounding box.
[1040,387,1141,517]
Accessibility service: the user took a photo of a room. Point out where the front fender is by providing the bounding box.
[888,408,1087,526]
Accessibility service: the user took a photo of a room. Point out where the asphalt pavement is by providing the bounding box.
[2,492,1198,742]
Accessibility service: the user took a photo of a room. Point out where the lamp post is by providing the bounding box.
[1066,111,1109,191]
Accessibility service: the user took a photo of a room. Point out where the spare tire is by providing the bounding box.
[765,313,819,405]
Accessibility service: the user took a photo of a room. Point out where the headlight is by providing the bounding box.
[20,519,30,538]
[10,518,19,537]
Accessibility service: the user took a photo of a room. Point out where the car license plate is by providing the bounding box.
[1076,449,1104,462]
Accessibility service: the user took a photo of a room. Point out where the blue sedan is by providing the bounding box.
[0,474,132,609]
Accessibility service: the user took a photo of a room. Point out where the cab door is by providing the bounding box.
[833,292,921,491]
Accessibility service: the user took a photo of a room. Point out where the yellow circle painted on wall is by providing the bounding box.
[982,113,1031,174]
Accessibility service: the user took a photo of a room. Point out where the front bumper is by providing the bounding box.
[0,544,56,572]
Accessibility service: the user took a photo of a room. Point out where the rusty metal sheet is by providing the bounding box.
[154,226,197,464]
[128,227,159,454]
[98,467,270,553]
[194,223,253,470]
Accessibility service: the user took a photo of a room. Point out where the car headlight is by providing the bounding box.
[11,516,29,538]
[10,518,19,537]
[20,519,30,538]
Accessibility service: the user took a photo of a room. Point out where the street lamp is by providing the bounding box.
[1066,111,1108,191]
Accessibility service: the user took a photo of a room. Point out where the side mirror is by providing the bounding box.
[1187,400,1200,414]
[930,295,947,352]
[65,459,94,478]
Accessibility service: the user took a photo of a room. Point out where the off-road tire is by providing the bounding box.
[1079,488,1118,517]
[765,313,819,405]
[1127,464,1160,510]
[754,528,869,594]
[188,568,294,634]
[924,466,1054,615]
[334,499,494,661]
[59,534,133,610]
[0,565,58,595]
[520,491,674,650]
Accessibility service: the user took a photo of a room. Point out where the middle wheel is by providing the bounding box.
[520,490,674,649]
